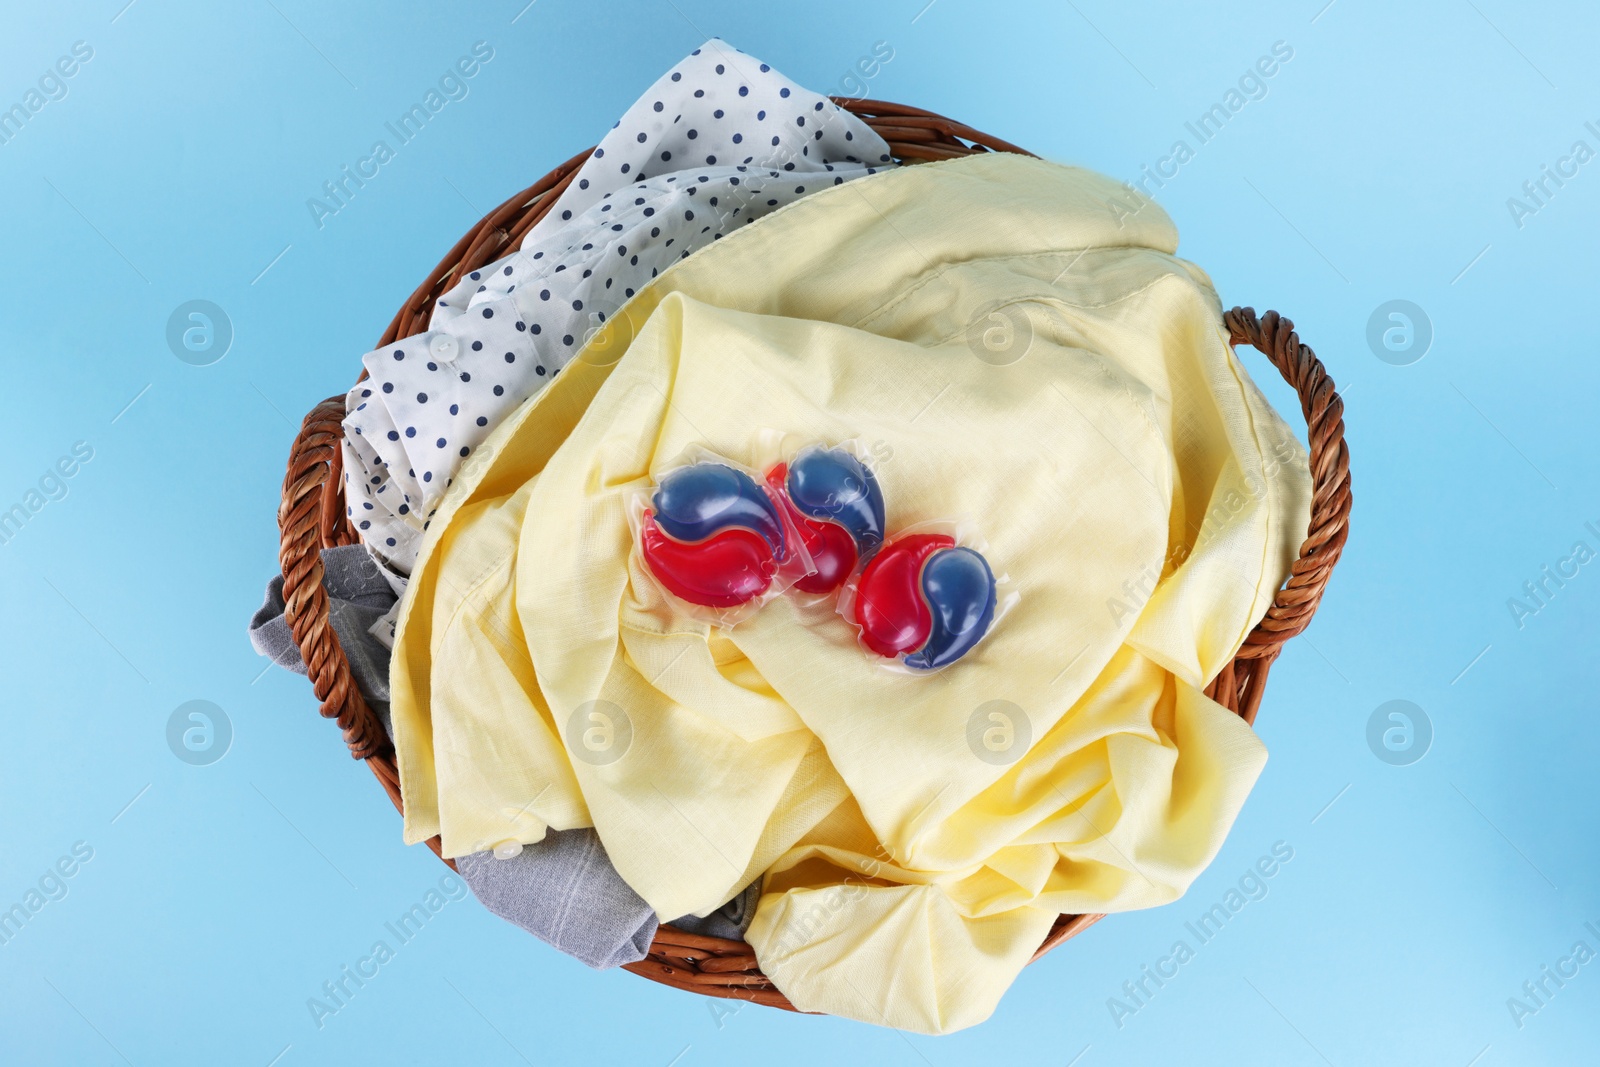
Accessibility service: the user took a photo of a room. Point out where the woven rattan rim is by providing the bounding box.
[276,98,1351,1012]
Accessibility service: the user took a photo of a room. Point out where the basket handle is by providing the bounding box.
[1210,307,1352,723]
[277,395,389,760]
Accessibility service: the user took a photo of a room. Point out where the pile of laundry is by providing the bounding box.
[252,40,1312,1034]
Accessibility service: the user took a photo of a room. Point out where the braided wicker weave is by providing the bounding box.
[277,98,1351,1012]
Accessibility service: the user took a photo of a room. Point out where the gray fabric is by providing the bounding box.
[248,545,763,966]
[456,833,659,969]
[669,878,763,941]
[247,544,396,735]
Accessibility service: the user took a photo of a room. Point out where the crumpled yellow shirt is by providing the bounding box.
[389,152,1311,1034]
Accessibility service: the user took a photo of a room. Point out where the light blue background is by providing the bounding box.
[1,1,1596,1063]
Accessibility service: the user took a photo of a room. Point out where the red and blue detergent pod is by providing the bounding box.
[854,533,998,670]
[787,445,886,556]
[765,445,887,595]
[640,462,788,608]
[766,463,857,595]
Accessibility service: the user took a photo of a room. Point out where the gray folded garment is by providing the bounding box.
[456,833,659,968]
[668,878,763,941]
[247,544,397,736]
[248,544,758,968]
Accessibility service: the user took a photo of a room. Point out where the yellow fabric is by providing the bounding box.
[389,152,1312,1033]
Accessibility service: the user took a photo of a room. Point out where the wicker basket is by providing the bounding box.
[276,98,1352,1013]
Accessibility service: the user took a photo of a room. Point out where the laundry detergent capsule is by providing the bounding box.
[640,462,788,608]
[853,533,997,669]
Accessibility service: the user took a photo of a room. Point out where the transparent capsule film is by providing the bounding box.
[754,436,890,608]
[627,448,817,628]
[837,519,1017,674]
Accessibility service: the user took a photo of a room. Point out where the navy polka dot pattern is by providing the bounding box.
[341,39,895,583]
